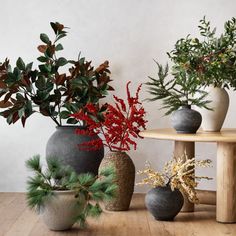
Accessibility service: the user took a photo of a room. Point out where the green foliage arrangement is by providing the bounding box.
[146,16,236,115]
[146,61,210,115]
[168,16,236,88]
[0,22,113,126]
[26,155,117,228]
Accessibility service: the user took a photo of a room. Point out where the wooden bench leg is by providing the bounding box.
[217,142,236,223]
[174,141,195,212]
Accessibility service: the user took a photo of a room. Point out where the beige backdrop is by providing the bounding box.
[0,0,236,192]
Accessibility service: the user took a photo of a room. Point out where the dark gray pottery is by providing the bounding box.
[46,126,104,175]
[170,105,202,134]
[145,186,184,221]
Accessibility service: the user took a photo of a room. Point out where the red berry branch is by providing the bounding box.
[71,81,147,152]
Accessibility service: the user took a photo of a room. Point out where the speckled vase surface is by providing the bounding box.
[46,126,104,175]
[145,186,184,221]
[170,105,202,134]
[41,191,84,231]
[197,86,229,132]
[99,151,135,211]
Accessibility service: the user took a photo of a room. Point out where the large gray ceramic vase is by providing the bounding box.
[46,126,104,175]
[171,105,202,134]
[145,186,184,221]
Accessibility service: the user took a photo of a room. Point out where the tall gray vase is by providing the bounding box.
[46,126,104,175]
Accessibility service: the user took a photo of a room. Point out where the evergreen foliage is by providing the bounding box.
[146,61,210,115]
[26,155,117,228]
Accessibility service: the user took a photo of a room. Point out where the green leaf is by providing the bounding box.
[16,57,25,70]
[55,33,67,42]
[18,107,25,118]
[35,76,46,90]
[26,62,33,72]
[16,93,25,101]
[6,114,13,124]
[13,67,21,81]
[40,33,50,44]
[59,110,71,119]
[55,44,63,51]
[39,64,51,73]
[56,57,67,67]
[5,72,16,85]
[66,117,78,124]
[37,56,48,63]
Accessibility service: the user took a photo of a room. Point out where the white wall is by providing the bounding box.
[0,0,236,192]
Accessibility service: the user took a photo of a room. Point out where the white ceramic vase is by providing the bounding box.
[198,86,229,132]
[41,191,84,231]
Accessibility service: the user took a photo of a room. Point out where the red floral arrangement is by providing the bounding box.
[71,81,147,152]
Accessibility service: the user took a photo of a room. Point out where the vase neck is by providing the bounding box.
[181,105,191,109]
[56,125,86,130]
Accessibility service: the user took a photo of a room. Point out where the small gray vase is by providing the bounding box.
[145,186,184,221]
[46,126,104,175]
[170,105,202,134]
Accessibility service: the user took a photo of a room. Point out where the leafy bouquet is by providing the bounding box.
[168,16,236,89]
[0,22,113,126]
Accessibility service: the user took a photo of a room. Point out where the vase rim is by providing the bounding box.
[52,190,75,194]
[56,125,86,129]
[180,105,191,109]
[107,150,127,154]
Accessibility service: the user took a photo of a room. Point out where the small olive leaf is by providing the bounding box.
[35,76,46,90]
[37,56,48,63]
[18,107,25,118]
[6,114,13,124]
[59,110,70,119]
[56,57,67,67]
[55,44,63,51]
[66,117,78,124]
[16,57,25,71]
[40,33,50,44]
[26,62,33,72]
[55,33,67,42]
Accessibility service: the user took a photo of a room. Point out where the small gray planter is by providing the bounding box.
[171,105,202,134]
[145,186,184,221]
[46,126,104,175]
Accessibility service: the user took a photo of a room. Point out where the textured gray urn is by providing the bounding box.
[170,105,202,134]
[145,186,184,221]
[46,126,104,175]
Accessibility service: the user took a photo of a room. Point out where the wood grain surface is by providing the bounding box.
[140,128,236,143]
[0,193,236,236]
